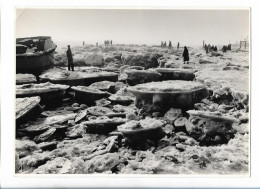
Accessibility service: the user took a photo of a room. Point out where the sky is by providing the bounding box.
[16,9,249,47]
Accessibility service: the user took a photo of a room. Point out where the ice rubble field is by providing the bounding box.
[16,44,249,175]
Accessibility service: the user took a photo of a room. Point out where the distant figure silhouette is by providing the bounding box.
[111,40,113,45]
[211,45,215,51]
[96,42,98,47]
[66,45,74,71]
[205,44,209,54]
[177,42,180,49]
[164,41,167,47]
[228,44,231,50]
[182,46,189,64]
[169,40,172,48]
[222,45,227,53]
[208,44,211,52]
[161,41,163,47]
[83,41,85,46]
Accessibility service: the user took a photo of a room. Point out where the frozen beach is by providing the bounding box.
[15,43,249,175]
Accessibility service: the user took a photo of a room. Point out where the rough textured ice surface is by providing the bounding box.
[16,96,41,120]
[15,44,249,175]
[16,73,37,85]
[130,80,206,93]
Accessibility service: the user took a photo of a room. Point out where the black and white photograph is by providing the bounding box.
[13,8,251,176]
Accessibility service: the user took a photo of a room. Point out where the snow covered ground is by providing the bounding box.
[15,44,249,175]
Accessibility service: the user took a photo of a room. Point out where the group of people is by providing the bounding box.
[204,42,232,53]
[83,40,113,47]
[66,42,190,71]
[73,40,233,71]
[204,43,218,54]
[222,44,232,52]
[204,42,233,53]
[161,41,170,48]
[160,41,180,49]
[104,40,112,46]
[83,41,100,47]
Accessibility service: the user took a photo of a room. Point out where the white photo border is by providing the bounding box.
[1,0,259,188]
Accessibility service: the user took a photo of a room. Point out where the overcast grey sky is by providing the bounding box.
[16,9,249,46]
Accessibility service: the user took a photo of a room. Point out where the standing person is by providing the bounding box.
[211,45,215,51]
[177,42,180,49]
[161,41,163,47]
[222,45,227,53]
[228,44,231,50]
[111,40,113,45]
[169,40,172,48]
[208,44,211,52]
[83,41,85,46]
[164,41,167,47]
[205,44,209,54]
[182,46,189,64]
[96,42,98,47]
[66,45,74,71]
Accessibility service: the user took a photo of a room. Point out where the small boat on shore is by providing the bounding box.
[16,36,57,75]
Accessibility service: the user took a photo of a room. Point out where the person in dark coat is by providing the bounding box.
[208,44,211,52]
[211,45,215,51]
[169,40,172,48]
[222,45,227,53]
[66,45,74,71]
[205,44,209,54]
[177,42,180,49]
[228,44,231,50]
[182,46,189,64]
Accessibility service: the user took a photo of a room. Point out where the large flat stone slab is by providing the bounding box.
[117,117,166,146]
[16,82,70,103]
[16,96,42,125]
[89,81,126,93]
[82,116,127,134]
[39,68,118,86]
[154,68,195,81]
[71,86,110,105]
[128,80,208,111]
[16,74,37,85]
[119,69,161,85]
